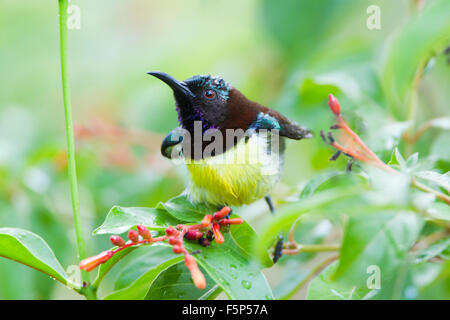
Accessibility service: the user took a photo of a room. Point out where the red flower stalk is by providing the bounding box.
[201,214,213,228]
[219,218,243,225]
[185,254,206,289]
[137,225,152,240]
[79,251,113,272]
[212,223,224,244]
[128,229,139,243]
[322,93,397,173]
[213,206,231,220]
[80,211,245,289]
[110,235,126,247]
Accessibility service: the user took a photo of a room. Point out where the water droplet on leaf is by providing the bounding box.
[241,280,252,289]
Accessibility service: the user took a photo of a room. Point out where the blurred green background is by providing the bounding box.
[0,0,448,299]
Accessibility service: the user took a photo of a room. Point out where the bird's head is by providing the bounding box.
[148,71,312,144]
[147,71,231,131]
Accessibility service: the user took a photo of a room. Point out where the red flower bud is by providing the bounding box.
[328,94,340,116]
[213,206,231,220]
[185,254,206,289]
[136,225,151,240]
[168,236,180,245]
[165,226,179,236]
[128,229,139,243]
[212,223,224,244]
[110,235,126,247]
[185,230,204,240]
[172,244,182,254]
[79,251,113,272]
[201,214,213,227]
[219,218,244,225]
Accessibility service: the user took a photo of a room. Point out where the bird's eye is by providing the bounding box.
[204,89,216,100]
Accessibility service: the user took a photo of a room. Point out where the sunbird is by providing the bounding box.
[148,71,312,261]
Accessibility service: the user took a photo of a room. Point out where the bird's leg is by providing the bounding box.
[265,195,275,214]
[265,195,283,263]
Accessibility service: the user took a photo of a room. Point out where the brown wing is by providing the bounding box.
[224,88,312,140]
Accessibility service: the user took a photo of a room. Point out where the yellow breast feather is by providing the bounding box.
[185,133,283,206]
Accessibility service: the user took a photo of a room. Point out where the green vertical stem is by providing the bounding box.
[58,0,88,282]
[404,58,426,156]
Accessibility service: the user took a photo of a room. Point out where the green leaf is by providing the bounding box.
[93,206,180,235]
[413,238,450,264]
[387,149,419,173]
[229,214,273,268]
[406,153,419,170]
[307,262,374,300]
[431,133,450,162]
[103,245,183,300]
[382,0,450,120]
[429,117,450,130]
[388,148,406,169]
[440,245,450,260]
[300,171,368,199]
[308,255,447,300]
[414,171,450,193]
[261,0,359,64]
[159,194,215,222]
[370,121,411,152]
[92,246,137,288]
[0,228,68,285]
[113,245,177,291]
[104,258,182,300]
[332,211,423,286]
[426,202,450,221]
[93,200,273,299]
[273,260,310,299]
[104,234,274,300]
[145,261,221,300]
[254,187,364,264]
[183,233,274,300]
[366,167,412,204]
[299,77,341,104]
[418,261,450,299]
[377,260,445,299]
[93,195,217,236]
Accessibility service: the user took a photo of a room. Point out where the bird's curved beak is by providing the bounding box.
[147,71,195,99]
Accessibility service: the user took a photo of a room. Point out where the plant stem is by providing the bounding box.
[404,58,427,155]
[402,120,432,143]
[283,243,340,255]
[402,117,448,144]
[58,0,88,282]
[80,285,98,300]
[412,178,450,205]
